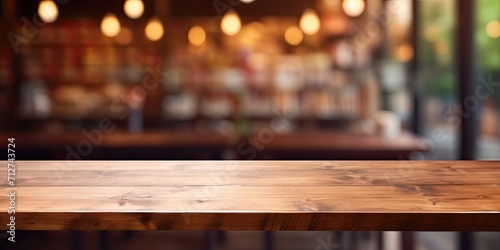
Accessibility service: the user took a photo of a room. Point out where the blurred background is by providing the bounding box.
[0,0,499,161]
[0,0,499,249]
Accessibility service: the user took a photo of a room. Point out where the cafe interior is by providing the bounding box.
[0,0,499,249]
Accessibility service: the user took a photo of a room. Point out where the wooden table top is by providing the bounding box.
[1,161,499,231]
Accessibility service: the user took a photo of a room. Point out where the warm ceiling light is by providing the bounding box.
[101,13,121,38]
[124,0,144,19]
[485,20,500,39]
[38,0,58,23]
[188,26,206,46]
[284,26,304,46]
[342,0,365,17]
[221,10,242,36]
[240,0,255,3]
[145,18,164,41]
[299,9,321,35]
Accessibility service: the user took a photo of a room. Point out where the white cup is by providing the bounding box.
[373,111,401,139]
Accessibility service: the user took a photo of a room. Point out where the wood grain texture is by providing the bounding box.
[1,161,499,231]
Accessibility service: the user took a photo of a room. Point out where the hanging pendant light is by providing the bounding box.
[124,0,145,19]
[38,0,59,23]
[145,18,164,41]
[342,0,365,17]
[101,13,121,37]
[188,26,206,46]
[284,26,304,46]
[221,10,241,36]
[299,9,321,35]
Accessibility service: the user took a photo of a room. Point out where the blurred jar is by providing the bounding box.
[304,53,331,87]
[274,55,305,91]
[359,70,380,118]
[20,79,51,118]
[162,94,198,120]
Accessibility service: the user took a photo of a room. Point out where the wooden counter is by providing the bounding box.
[1,161,499,231]
[0,132,238,160]
[0,131,426,160]
[0,131,238,148]
[247,131,427,159]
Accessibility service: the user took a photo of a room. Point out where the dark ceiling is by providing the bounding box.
[17,0,156,19]
[16,0,315,19]
[170,0,314,17]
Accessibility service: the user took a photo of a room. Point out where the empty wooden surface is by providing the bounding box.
[1,161,499,231]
